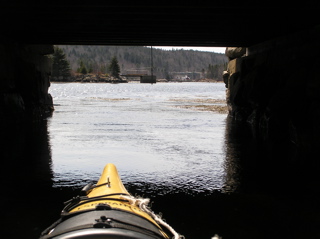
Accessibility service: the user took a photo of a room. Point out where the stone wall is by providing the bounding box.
[0,44,54,121]
[224,27,320,186]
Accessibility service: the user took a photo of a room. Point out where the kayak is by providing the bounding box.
[40,163,182,239]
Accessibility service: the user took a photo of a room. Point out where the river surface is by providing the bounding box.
[1,82,320,239]
[48,82,229,194]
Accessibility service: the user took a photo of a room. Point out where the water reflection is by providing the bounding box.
[0,118,55,239]
[0,119,53,187]
[222,115,243,193]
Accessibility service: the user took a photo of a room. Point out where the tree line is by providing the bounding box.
[51,46,121,80]
[51,45,228,80]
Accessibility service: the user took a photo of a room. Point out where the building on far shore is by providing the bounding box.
[170,71,202,81]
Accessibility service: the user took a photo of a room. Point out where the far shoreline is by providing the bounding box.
[50,73,224,84]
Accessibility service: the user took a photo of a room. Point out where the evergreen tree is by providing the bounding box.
[80,65,87,74]
[51,46,71,80]
[77,60,88,74]
[88,63,93,73]
[206,63,226,80]
[108,56,120,78]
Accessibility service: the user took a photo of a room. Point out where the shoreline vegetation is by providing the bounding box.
[51,46,228,83]
[50,73,223,83]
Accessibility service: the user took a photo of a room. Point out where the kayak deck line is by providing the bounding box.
[67,164,159,225]
[120,194,185,239]
[40,163,184,239]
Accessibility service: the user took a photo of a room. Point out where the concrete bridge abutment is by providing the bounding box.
[0,43,54,121]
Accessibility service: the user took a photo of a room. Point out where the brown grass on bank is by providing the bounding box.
[169,98,228,114]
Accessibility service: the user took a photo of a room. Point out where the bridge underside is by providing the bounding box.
[1,2,320,195]
[1,3,320,47]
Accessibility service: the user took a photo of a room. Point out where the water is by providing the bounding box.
[48,82,229,194]
[1,82,320,239]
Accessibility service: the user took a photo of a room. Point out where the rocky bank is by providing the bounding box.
[0,44,54,121]
[223,28,320,192]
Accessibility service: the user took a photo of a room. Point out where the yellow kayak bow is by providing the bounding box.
[40,163,182,239]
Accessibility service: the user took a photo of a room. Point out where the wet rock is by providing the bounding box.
[222,70,229,87]
[225,47,246,60]
[0,43,54,120]
[222,28,320,175]
[2,93,25,114]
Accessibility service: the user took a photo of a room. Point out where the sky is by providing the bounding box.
[152,46,226,54]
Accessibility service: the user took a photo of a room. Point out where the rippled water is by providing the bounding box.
[2,82,320,239]
[48,82,229,195]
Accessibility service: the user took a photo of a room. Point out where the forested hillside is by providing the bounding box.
[58,45,227,80]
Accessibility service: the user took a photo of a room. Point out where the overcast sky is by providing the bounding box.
[152,46,226,54]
